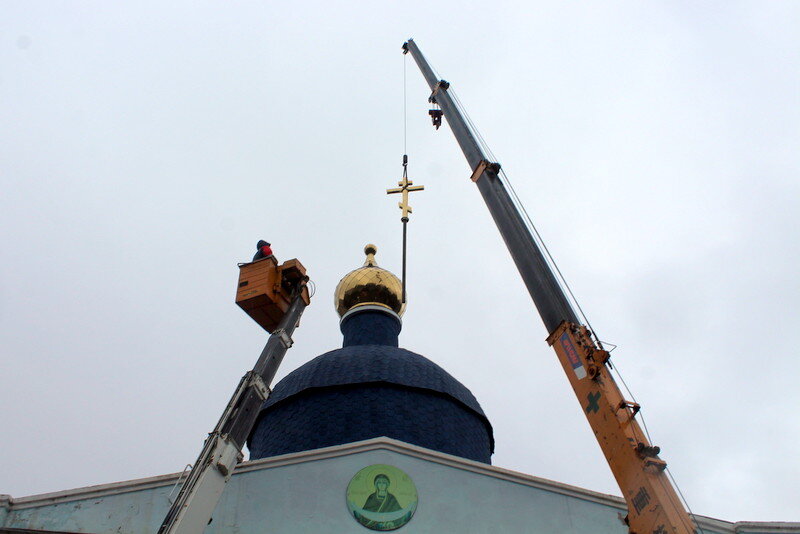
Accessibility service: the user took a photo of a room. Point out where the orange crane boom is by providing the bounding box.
[549,323,695,533]
[403,38,696,534]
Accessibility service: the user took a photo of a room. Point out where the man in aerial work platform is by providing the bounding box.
[253,240,274,261]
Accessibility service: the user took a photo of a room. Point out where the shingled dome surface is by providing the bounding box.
[248,317,495,464]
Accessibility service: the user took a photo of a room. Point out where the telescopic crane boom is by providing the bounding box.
[403,38,696,534]
[158,259,310,534]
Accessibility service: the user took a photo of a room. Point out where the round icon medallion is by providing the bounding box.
[346,464,418,531]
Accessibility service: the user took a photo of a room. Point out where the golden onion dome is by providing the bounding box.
[334,244,405,317]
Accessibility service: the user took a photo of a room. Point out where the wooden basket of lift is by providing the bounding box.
[236,257,310,333]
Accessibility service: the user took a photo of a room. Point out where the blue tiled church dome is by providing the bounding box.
[248,309,495,463]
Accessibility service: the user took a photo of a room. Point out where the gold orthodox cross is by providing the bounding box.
[386,175,425,220]
[387,156,424,305]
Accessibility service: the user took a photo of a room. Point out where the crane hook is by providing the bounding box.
[429,108,443,129]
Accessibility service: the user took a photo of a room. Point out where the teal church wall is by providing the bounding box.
[2,439,797,534]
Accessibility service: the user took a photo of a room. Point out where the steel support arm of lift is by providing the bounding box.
[404,39,578,334]
[158,289,307,534]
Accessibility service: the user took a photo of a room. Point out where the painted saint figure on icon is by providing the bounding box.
[362,474,402,513]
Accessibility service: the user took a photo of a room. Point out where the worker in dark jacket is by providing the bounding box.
[253,240,274,261]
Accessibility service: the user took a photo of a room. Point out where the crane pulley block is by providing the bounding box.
[236,257,310,332]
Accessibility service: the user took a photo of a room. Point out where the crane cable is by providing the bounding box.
[436,72,706,534]
[399,50,410,304]
[404,50,408,155]
[449,86,595,339]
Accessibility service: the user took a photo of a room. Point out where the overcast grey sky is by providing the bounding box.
[2,0,798,525]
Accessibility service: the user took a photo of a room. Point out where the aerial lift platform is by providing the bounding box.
[236,257,310,332]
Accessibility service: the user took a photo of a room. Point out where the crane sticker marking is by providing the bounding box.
[632,487,651,514]
[586,392,601,414]
[559,332,587,379]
